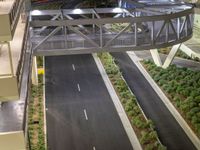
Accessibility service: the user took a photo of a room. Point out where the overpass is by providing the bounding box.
[30,5,194,56]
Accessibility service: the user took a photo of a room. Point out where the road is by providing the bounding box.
[111,52,196,150]
[45,54,133,150]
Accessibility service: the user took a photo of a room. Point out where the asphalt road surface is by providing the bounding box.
[111,52,196,150]
[45,54,133,150]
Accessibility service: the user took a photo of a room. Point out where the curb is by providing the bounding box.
[92,53,142,150]
[127,51,200,150]
[43,57,47,150]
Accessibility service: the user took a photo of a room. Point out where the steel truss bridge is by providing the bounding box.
[30,3,194,56]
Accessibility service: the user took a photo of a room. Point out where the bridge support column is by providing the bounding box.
[162,44,181,69]
[32,56,38,85]
[150,44,181,69]
[150,49,162,67]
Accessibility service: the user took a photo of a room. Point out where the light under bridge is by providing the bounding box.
[30,4,194,56]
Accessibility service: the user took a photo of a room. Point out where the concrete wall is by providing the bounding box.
[194,8,200,28]
[0,131,26,150]
[0,14,12,41]
[0,76,19,101]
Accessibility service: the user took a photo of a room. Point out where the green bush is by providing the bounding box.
[99,53,164,148]
[144,60,200,137]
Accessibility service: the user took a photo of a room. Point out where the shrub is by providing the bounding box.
[99,53,164,148]
[194,96,200,103]
[132,116,146,129]
[158,79,166,86]
[190,107,200,114]
[128,110,135,117]
[191,115,200,124]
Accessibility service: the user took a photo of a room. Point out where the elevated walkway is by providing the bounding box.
[0,18,26,101]
[30,4,194,56]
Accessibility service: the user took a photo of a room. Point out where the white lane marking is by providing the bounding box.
[72,64,75,71]
[93,146,96,150]
[77,83,80,92]
[46,108,48,111]
[83,109,88,120]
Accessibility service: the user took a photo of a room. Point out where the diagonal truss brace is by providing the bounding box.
[68,26,99,48]
[37,14,61,34]
[33,26,62,51]
[104,23,133,47]
[64,14,91,34]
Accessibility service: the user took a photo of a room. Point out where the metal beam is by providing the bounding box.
[155,21,166,42]
[64,14,90,34]
[169,19,178,40]
[36,14,61,34]
[68,26,99,48]
[30,7,194,27]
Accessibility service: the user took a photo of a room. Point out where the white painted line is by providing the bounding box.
[93,146,96,150]
[84,109,88,120]
[77,83,81,92]
[43,56,47,150]
[72,64,76,71]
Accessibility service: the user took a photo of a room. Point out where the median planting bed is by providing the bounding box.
[28,56,45,150]
[28,75,45,150]
[98,52,166,150]
[143,60,200,138]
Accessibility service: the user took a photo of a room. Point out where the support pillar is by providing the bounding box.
[150,44,182,69]
[0,44,3,55]
[32,56,38,85]
[162,44,181,69]
[150,49,162,67]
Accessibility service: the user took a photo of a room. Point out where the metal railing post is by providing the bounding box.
[7,42,14,76]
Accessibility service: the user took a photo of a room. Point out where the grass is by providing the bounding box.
[143,60,200,138]
[98,52,166,150]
